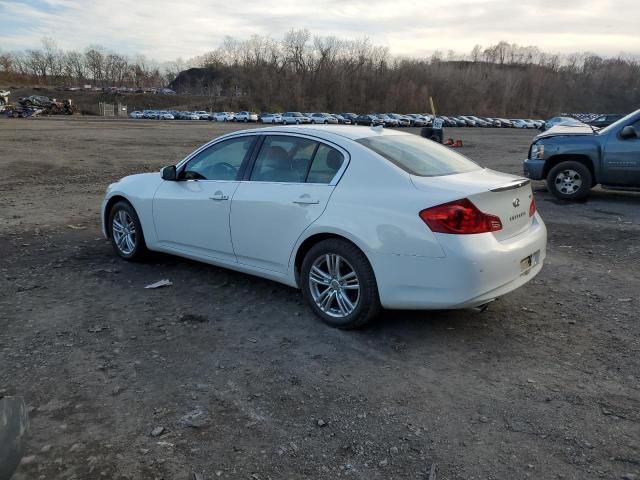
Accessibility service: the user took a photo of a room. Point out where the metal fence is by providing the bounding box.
[98,102,127,117]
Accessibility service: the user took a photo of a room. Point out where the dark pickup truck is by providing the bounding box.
[523,109,640,200]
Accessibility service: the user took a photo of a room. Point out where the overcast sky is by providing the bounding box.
[1,0,639,61]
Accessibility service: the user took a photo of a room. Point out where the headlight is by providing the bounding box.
[530,143,545,160]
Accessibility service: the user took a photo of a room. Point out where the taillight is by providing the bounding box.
[419,198,502,234]
[529,197,536,217]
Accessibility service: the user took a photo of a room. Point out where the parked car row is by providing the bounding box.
[131,109,614,133]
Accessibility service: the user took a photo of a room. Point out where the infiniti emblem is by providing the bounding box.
[512,198,521,208]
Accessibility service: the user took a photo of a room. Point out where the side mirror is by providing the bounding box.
[161,165,177,181]
[620,125,637,140]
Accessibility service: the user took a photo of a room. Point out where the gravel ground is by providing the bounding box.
[1,117,639,480]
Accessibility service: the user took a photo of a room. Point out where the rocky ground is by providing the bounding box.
[1,118,639,480]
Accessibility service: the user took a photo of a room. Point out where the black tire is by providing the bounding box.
[300,239,380,329]
[244,118,248,123]
[546,161,593,201]
[108,201,148,261]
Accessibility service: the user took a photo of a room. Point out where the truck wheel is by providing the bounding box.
[547,161,592,200]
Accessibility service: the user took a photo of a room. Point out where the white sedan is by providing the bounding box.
[259,113,282,124]
[511,119,533,129]
[235,111,259,122]
[102,126,547,328]
[211,112,235,122]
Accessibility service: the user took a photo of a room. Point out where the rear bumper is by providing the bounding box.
[370,215,547,309]
[523,158,546,180]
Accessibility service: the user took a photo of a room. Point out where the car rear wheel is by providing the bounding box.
[109,201,148,261]
[546,161,593,201]
[301,239,380,329]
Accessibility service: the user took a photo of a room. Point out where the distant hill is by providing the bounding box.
[169,68,225,95]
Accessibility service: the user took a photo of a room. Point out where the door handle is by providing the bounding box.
[293,199,320,205]
[209,193,229,201]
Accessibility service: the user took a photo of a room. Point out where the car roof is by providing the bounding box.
[225,125,408,141]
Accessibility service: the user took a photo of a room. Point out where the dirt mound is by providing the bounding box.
[169,67,225,95]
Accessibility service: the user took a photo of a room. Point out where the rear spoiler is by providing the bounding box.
[489,179,530,192]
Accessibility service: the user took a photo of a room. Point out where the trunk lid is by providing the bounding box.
[411,169,534,241]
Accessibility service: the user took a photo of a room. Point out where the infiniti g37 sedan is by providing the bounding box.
[102,126,547,328]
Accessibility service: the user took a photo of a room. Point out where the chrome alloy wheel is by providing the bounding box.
[112,210,137,255]
[555,169,582,195]
[309,254,360,318]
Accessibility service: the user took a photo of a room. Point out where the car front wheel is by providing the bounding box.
[546,161,593,201]
[109,201,148,261]
[301,239,380,329]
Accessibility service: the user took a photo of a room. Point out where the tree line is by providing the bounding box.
[1,33,639,117]
[0,38,176,89]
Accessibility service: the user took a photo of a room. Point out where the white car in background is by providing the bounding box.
[511,119,530,129]
[310,113,339,124]
[129,111,144,119]
[102,125,546,329]
[259,113,283,124]
[282,112,311,124]
[212,112,235,122]
[157,111,174,120]
[193,111,211,120]
[406,114,428,127]
[182,112,201,120]
[235,111,259,122]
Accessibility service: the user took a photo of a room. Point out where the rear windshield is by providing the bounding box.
[357,135,481,177]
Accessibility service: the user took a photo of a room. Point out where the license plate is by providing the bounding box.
[520,251,539,273]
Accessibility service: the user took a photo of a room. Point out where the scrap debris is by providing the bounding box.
[145,279,173,289]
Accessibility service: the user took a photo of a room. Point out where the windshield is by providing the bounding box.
[357,134,482,177]
[598,110,638,135]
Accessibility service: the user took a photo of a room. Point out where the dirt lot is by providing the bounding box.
[1,118,639,480]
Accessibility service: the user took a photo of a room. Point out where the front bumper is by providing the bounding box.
[523,158,546,180]
[370,214,547,309]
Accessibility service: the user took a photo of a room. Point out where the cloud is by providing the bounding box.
[0,0,638,61]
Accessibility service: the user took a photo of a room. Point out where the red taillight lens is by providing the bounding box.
[529,197,536,217]
[419,198,503,234]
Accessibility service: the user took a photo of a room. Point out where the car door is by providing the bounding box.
[602,118,640,186]
[152,135,257,262]
[229,135,347,273]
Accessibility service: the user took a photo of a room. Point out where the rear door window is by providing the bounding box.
[249,136,346,184]
[306,144,344,184]
[250,136,318,183]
